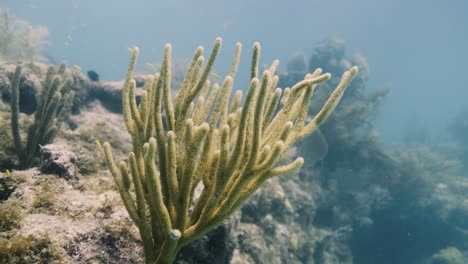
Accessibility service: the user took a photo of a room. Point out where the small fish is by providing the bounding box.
[64,34,73,47]
[26,2,36,9]
[223,20,233,30]
[145,63,159,73]
[87,70,100,82]
[209,71,221,80]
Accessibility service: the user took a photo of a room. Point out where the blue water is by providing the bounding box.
[2,1,468,263]
[3,0,467,143]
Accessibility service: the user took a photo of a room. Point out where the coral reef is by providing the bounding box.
[39,144,77,180]
[280,38,468,264]
[449,106,468,171]
[0,8,48,62]
[0,29,466,263]
[429,247,468,264]
[0,169,143,263]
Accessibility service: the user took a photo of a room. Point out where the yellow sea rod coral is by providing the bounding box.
[103,37,358,263]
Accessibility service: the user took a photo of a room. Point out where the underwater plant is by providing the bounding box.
[102,37,358,263]
[10,64,75,168]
